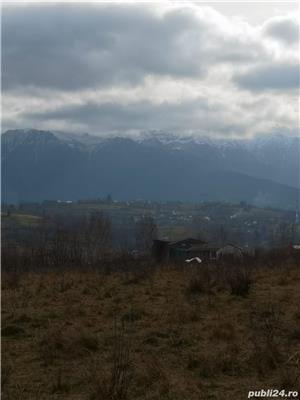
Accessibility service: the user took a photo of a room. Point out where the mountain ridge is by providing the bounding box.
[2,129,299,209]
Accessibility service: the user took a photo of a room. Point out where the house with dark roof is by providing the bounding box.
[152,237,218,263]
[152,238,247,264]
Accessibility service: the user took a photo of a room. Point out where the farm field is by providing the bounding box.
[2,261,300,400]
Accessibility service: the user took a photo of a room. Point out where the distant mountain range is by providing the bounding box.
[2,129,299,209]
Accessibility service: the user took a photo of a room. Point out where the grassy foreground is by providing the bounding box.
[2,262,300,400]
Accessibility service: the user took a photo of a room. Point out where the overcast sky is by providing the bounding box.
[2,1,299,138]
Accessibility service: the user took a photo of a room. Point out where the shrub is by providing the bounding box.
[90,321,133,400]
[227,267,252,297]
[51,369,70,394]
[186,266,217,296]
[249,303,283,373]
[39,326,65,366]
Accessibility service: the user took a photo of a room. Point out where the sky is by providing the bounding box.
[2,1,299,138]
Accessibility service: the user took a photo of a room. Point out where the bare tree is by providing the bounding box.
[85,212,112,264]
[135,215,157,254]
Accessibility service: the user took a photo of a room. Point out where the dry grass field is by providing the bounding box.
[2,261,300,400]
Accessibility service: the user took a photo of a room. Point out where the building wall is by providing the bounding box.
[216,245,243,259]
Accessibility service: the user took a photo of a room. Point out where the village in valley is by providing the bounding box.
[2,198,300,265]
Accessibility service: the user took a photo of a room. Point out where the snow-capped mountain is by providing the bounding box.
[2,129,299,208]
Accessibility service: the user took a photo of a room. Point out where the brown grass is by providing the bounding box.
[2,262,300,399]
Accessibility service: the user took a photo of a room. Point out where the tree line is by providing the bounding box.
[2,212,158,271]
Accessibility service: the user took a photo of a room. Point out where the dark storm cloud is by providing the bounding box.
[25,99,211,131]
[2,4,207,91]
[234,63,300,91]
[23,97,246,136]
[2,3,270,93]
[263,16,299,44]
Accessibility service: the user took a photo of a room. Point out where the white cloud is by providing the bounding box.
[2,2,299,138]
